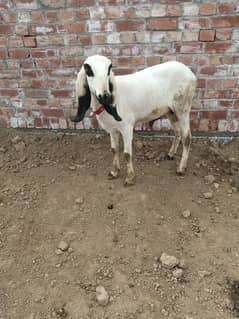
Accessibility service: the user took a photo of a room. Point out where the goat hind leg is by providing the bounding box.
[177,116,191,175]
[108,131,120,179]
[168,122,181,160]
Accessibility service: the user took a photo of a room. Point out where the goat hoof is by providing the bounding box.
[167,154,174,160]
[176,170,185,176]
[124,178,135,187]
[108,171,119,179]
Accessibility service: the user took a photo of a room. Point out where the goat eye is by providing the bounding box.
[107,64,112,76]
[84,63,94,77]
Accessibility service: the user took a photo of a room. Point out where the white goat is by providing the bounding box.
[71,55,197,186]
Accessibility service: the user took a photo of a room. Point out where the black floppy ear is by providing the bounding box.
[84,63,94,77]
[71,65,91,123]
[107,63,112,76]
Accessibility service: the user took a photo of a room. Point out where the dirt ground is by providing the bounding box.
[0,128,239,319]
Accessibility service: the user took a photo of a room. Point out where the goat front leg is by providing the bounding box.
[108,131,120,179]
[121,126,135,186]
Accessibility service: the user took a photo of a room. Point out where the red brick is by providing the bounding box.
[8,48,29,59]
[202,111,227,120]
[177,55,193,64]
[31,12,45,23]
[15,0,38,9]
[58,11,73,21]
[231,89,239,98]
[63,22,85,33]
[92,34,106,44]
[23,37,37,48]
[199,3,216,15]
[200,66,217,75]
[197,79,206,88]
[219,101,231,108]
[116,20,145,32]
[51,90,72,98]
[231,111,239,119]
[159,0,191,3]
[68,0,95,6]
[0,89,19,97]
[2,13,17,23]
[210,120,218,131]
[228,120,238,132]
[0,38,8,46]
[132,56,145,66]
[122,7,135,19]
[146,56,162,66]
[105,7,120,18]
[75,8,90,19]
[0,25,12,35]
[25,89,48,98]
[15,25,29,36]
[46,11,58,23]
[199,119,210,131]
[212,16,239,28]
[79,35,92,46]
[34,118,42,128]
[22,70,44,78]
[41,109,64,117]
[203,90,227,99]
[199,29,215,42]
[190,119,199,130]
[99,0,124,4]
[147,18,177,30]
[167,5,181,16]
[216,29,232,41]
[0,48,7,59]
[205,42,232,53]
[218,3,235,14]
[175,42,202,53]
[207,79,237,88]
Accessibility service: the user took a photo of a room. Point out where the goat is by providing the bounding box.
[71,55,197,186]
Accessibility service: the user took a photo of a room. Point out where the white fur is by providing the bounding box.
[75,55,197,185]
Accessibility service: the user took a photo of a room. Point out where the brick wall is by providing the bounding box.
[0,0,238,132]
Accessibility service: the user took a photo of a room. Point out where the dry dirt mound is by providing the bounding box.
[0,128,239,319]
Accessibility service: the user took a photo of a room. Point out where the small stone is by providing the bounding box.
[182,209,191,218]
[68,165,76,171]
[198,270,212,278]
[11,135,22,144]
[55,307,68,318]
[107,203,114,209]
[178,259,187,269]
[205,174,216,184]
[172,268,183,279]
[58,241,69,252]
[203,192,213,199]
[214,183,219,189]
[75,197,84,205]
[229,157,237,163]
[14,141,26,152]
[55,249,63,255]
[160,253,179,269]
[96,285,109,306]
[112,233,119,243]
[215,206,221,213]
[0,147,7,153]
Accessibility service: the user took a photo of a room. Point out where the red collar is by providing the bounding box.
[94,105,105,116]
